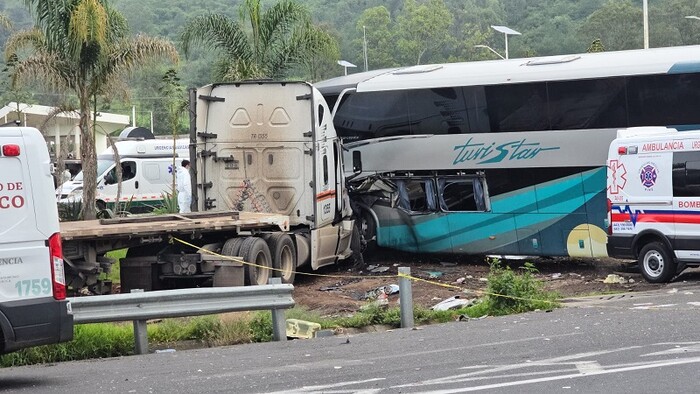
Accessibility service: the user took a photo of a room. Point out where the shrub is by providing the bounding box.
[478,258,560,316]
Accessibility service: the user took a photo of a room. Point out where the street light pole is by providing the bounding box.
[474,45,505,60]
[643,0,649,49]
[363,26,368,72]
[490,25,521,59]
[337,60,357,76]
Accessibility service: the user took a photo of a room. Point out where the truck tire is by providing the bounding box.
[639,242,676,283]
[221,237,244,258]
[266,234,296,284]
[240,237,273,286]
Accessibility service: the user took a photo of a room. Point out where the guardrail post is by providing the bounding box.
[268,278,287,342]
[131,289,149,354]
[399,267,414,329]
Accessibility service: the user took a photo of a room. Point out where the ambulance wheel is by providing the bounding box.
[266,234,296,284]
[638,242,676,283]
[240,237,273,286]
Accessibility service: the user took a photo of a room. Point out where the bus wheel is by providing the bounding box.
[240,237,273,286]
[359,209,377,252]
[639,242,676,283]
[266,234,297,284]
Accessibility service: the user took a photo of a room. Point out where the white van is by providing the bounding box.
[607,127,700,282]
[57,138,189,214]
[0,126,73,354]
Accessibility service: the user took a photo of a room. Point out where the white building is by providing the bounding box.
[0,102,131,158]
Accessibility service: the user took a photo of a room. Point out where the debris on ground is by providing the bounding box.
[551,273,562,279]
[603,274,628,284]
[366,265,391,273]
[363,284,399,300]
[286,319,322,339]
[431,295,474,311]
[425,271,443,279]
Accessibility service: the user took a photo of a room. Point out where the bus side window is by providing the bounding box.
[438,178,487,212]
[395,179,436,212]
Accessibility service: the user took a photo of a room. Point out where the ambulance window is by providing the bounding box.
[673,152,700,197]
[121,161,137,181]
[143,162,160,181]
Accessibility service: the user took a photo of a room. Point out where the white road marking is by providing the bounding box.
[574,361,603,374]
[265,378,385,394]
[421,356,700,393]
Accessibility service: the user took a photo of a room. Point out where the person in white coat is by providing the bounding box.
[176,159,192,213]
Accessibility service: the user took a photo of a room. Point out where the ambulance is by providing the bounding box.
[0,126,73,354]
[607,127,700,282]
[57,138,189,213]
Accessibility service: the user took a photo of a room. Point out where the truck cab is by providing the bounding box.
[191,81,358,275]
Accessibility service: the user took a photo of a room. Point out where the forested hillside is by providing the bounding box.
[2,0,700,134]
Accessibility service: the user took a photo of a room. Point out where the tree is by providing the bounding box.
[159,68,187,201]
[181,0,338,81]
[354,6,398,70]
[587,38,605,52]
[8,0,178,219]
[578,0,643,51]
[395,0,453,65]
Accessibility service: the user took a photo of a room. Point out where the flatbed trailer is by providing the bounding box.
[60,211,290,294]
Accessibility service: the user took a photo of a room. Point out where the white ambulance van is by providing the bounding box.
[57,138,189,213]
[607,127,700,282]
[0,126,73,354]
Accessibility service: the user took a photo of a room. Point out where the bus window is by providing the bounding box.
[628,73,700,127]
[485,82,549,132]
[438,178,487,212]
[547,77,627,129]
[395,179,437,212]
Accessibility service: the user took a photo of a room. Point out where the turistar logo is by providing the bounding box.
[608,160,627,195]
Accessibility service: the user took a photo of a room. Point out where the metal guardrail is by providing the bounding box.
[68,279,294,354]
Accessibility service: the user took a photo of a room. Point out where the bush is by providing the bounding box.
[477,258,560,316]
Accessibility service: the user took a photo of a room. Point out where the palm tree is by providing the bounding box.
[181,0,338,81]
[9,0,178,219]
[0,13,11,30]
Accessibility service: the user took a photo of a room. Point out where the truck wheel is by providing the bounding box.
[240,237,273,286]
[221,237,244,258]
[639,242,676,283]
[266,234,296,284]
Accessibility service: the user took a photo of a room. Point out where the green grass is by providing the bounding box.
[1,257,561,367]
[104,249,126,284]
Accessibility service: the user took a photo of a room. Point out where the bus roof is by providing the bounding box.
[316,45,700,94]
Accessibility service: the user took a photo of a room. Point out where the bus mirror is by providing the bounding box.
[352,151,362,174]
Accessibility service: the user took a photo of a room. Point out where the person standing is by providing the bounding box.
[176,159,192,213]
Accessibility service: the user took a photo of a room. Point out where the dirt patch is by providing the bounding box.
[292,249,679,315]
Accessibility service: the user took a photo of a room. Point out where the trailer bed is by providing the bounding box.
[60,211,290,241]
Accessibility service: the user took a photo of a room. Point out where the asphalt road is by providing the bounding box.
[3,285,700,393]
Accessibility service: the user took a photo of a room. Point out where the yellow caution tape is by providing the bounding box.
[170,236,560,306]
[170,236,395,279]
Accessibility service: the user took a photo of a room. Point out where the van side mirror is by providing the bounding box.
[104,172,115,185]
[352,151,362,174]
